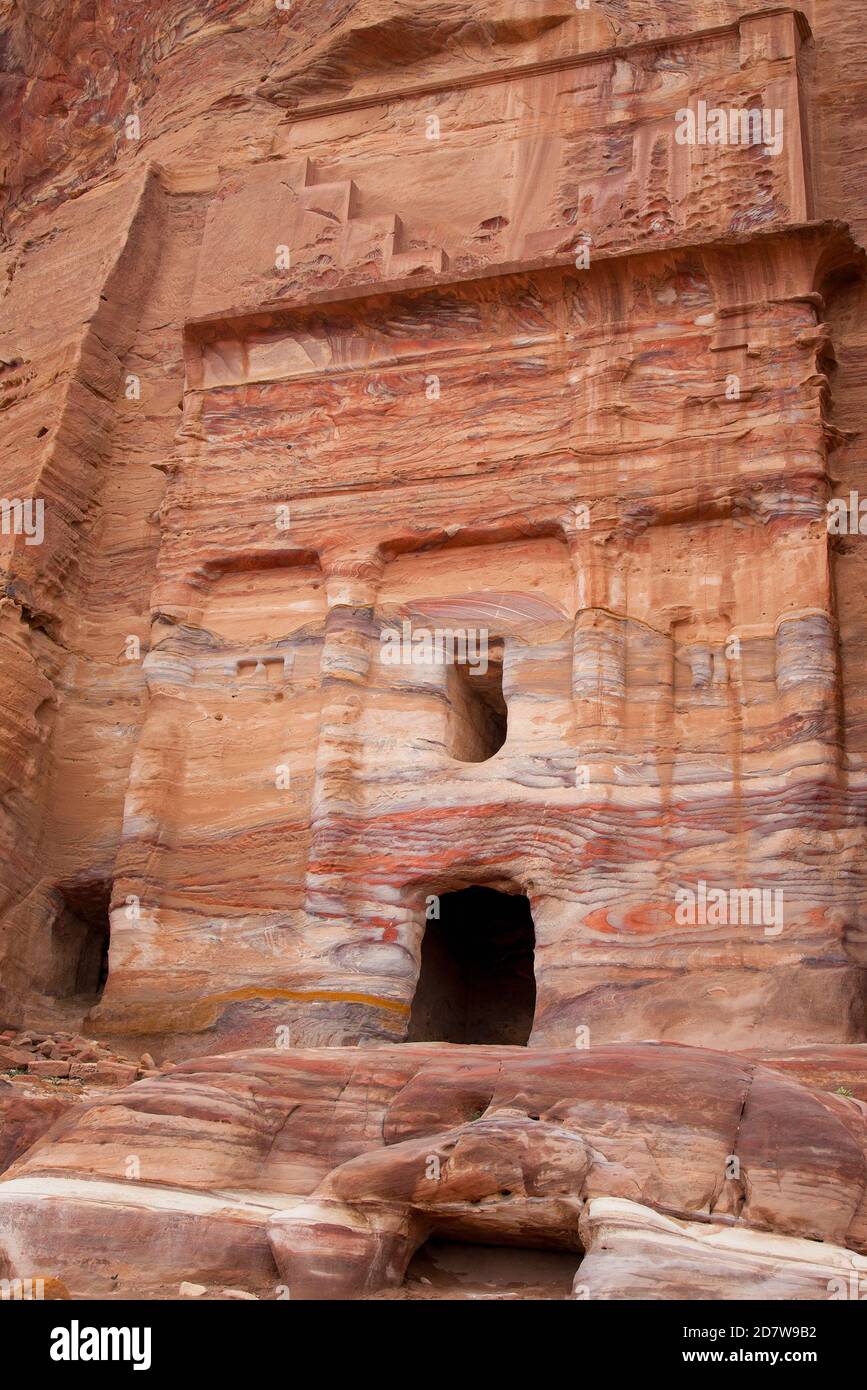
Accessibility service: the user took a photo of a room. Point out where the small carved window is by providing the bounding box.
[445,642,507,762]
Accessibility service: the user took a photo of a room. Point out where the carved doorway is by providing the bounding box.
[407,886,536,1044]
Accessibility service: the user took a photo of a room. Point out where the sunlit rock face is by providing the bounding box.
[1,0,867,1301]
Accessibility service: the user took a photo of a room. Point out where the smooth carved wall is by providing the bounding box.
[1,5,865,1062]
[92,222,861,1056]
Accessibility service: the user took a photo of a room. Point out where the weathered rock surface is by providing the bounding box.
[0,1029,165,1181]
[750,1046,867,1102]
[3,0,867,1301]
[1,0,866,1062]
[578,1198,867,1300]
[0,1077,71,1178]
[1,1043,865,1300]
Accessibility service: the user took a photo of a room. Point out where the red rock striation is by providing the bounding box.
[0,1043,865,1299]
[2,0,867,1301]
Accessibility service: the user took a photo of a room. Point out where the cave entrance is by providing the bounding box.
[407,886,536,1045]
[51,879,111,1003]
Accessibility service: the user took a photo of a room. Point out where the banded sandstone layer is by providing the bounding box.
[2,0,867,1300]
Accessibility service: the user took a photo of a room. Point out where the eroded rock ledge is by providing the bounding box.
[1,1042,865,1300]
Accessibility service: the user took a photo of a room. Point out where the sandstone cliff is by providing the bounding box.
[1,0,867,1303]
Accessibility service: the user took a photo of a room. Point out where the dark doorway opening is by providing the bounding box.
[407,886,536,1044]
[51,879,111,1002]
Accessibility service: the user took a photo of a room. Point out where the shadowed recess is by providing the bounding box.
[445,645,507,762]
[407,886,536,1044]
[51,880,111,1003]
[397,1239,581,1300]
